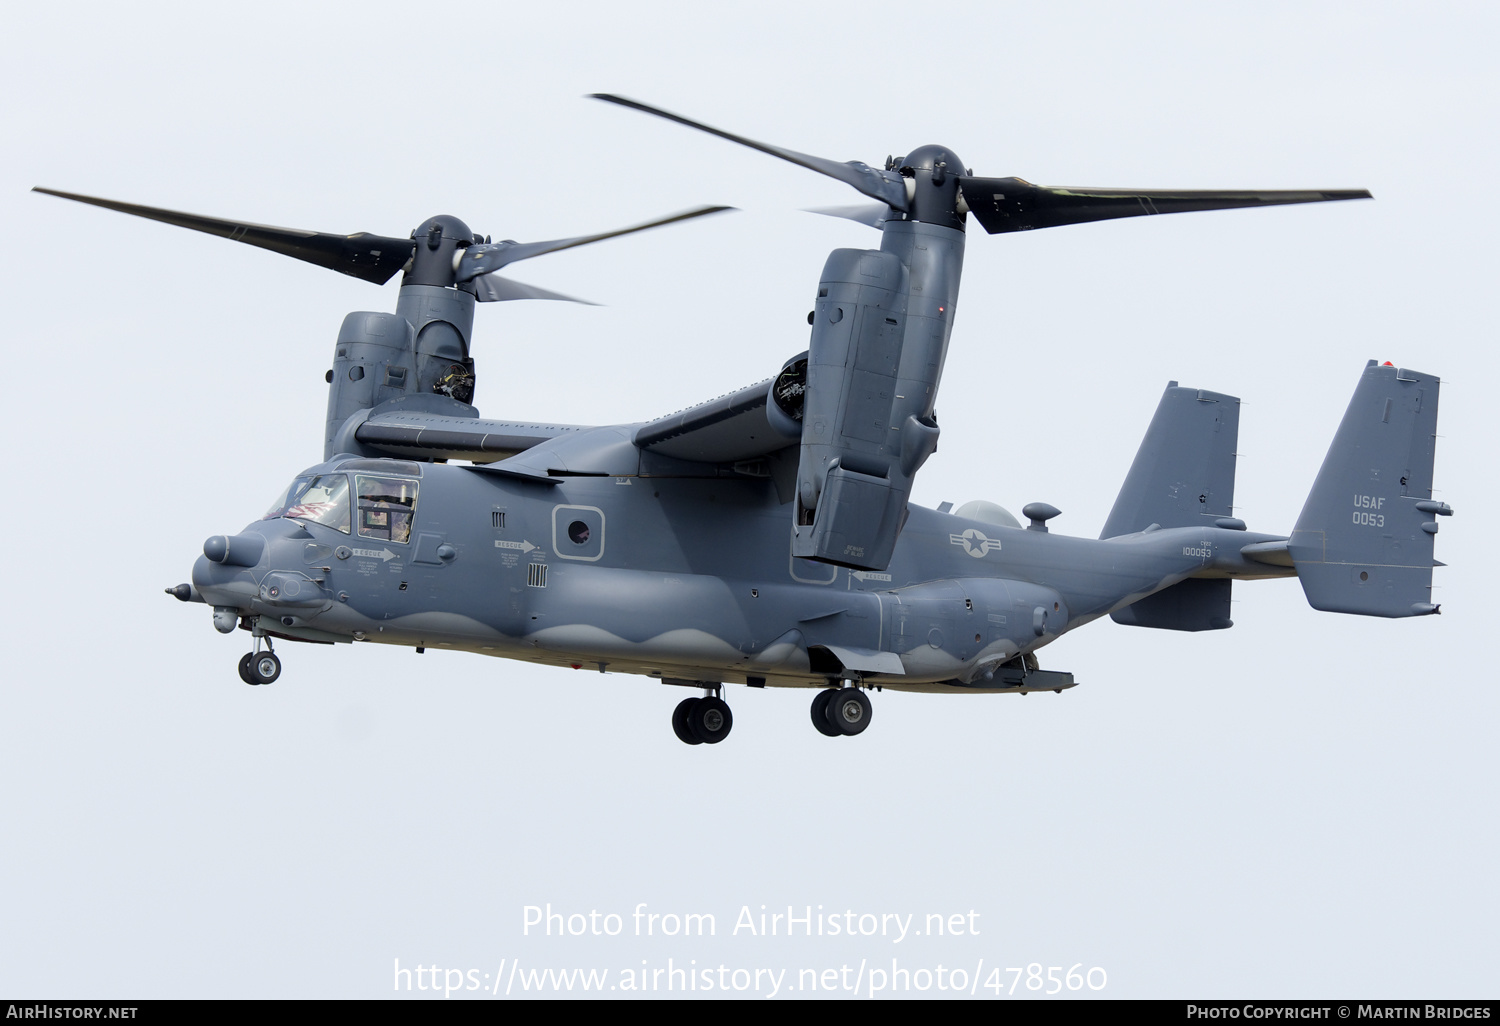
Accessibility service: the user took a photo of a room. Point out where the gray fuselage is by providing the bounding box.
[191,454,1289,694]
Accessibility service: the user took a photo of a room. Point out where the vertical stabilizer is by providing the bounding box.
[1289,361,1448,617]
[1101,384,1240,538]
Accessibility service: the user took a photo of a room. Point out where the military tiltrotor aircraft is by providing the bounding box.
[37,96,1451,746]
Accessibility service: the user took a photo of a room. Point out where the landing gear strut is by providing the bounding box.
[812,686,871,736]
[672,689,733,745]
[238,637,281,686]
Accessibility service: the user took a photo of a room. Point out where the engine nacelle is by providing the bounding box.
[325,312,417,457]
[792,221,963,571]
[324,284,479,461]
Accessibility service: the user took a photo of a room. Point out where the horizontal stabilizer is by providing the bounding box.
[1101,384,1240,538]
[1289,362,1447,617]
[1241,539,1293,567]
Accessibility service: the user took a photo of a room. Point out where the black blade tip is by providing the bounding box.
[588,93,655,116]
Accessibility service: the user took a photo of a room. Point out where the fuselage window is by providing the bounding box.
[356,475,419,544]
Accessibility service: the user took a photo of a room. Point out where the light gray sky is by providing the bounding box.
[2,0,1495,999]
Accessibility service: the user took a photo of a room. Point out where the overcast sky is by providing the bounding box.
[2,0,1495,1000]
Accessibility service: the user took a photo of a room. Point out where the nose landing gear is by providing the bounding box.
[238,638,281,686]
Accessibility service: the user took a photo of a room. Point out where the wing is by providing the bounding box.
[354,410,589,463]
[354,379,799,482]
[633,378,797,464]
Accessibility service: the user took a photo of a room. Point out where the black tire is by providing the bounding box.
[689,696,733,744]
[810,689,841,737]
[672,698,703,745]
[826,688,872,736]
[238,653,257,685]
[250,651,281,685]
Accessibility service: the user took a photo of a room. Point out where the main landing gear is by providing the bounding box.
[237,637,281,686]
[811,686,871,737]
[672,689,733,745]
[668,684,874,744]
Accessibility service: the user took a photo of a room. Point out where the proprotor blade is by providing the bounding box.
[957,178,1372,234]
[471,275,598,305]
[32,187,417,285]
[455,204,733,282]
[591,94,910,212]
[803,203,893,230]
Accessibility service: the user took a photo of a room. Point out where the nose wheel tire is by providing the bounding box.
[810,689,842,736]
[816,687,871,736]
[241,651,281,685]
[252,651,282,684]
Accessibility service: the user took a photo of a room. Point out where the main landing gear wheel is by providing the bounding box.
[689,696,732,744]
[810,689,842,737]
[672,698,704,745]
[672,696,733,745]
[822,688,872,736]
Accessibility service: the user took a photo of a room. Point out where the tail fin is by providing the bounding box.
[1101,383,1241,539]
[1289,361,1448,617]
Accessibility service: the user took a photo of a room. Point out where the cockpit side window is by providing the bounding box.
[282,474,352,534]
[356,475,419,544]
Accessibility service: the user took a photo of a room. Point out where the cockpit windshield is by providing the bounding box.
[264,478,310,519]
[262,474,352,534]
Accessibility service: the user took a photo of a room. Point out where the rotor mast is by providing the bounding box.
[395,214,482,404]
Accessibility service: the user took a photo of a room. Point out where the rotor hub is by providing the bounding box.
[897,144,967,231]
[406,215,480,289]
